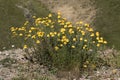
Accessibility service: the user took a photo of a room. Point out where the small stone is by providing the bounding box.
[96,71,100,74]
[5,53,9,56]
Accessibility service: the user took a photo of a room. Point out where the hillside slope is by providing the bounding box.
[39,0,96,23]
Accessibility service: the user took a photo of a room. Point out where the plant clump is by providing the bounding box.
[10,12,107,71]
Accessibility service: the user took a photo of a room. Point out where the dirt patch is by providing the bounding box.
[39,0,96,24]
[0,49,59,80]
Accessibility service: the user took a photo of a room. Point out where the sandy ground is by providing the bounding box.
[0,49,120,80]
[39,0,96,24]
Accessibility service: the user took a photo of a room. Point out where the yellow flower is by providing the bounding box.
[97,44,100,47]
[29,30,32,33]
[31,27,36,30]
[46,23,49,26]
[103,41,107,44]
[60,44,63,47]
[55,46,59,51]
[27,34,31,37]
[66,39,69,42]
[58,15,61,18]
[80,38,83,41]
[36,40,40,44]
[60,22,64,25]
[76,27,80,30]
[57,11,61,15]
[86,27,89,30]
[73,38,76,41]
[88,28,93,32]
[31,35,36,39]
[96,32,99,36]
[48,14,52,17]
[79,29,81,32]
[79,21,83,24]
[47,34,50,37]
[90,33,94,37]
[83,45,87,49]
[32,16,36,18]
[23,45,27,49]
[83,65,87,68]
[98,40,103,43]
[18,27,25,31]
[63,42,67,45]
[48,20,52,23]
[71,45,75,48]
[50,25,54,28]
[64,25,67,28]
[100,37,103,40]
[58,20,61,23]
[84,23,89,27]
[24,21,29,26]
[81,31,85,35]
[57,33,60,36]
[84,39,87,42]
[62,36,66,39]
[37,32,44,37]
[41,21,45,24]
[63,18,66,21]
[19,33,23,36]
[54,32,57,35]
[60,28,66,33]
[10,27,16,31]
[68,24,72,27]
[66,22,71,25]
[50,32,55,37]
[96,37,99,40]
[69,28,74,34]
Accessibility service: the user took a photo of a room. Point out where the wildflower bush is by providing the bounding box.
[10,12,107,71]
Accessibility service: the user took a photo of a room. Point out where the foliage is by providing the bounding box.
[10,12,107,71]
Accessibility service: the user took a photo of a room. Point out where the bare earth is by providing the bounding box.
[39,0,96,24]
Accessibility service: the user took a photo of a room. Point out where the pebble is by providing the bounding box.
[5,53,9,56]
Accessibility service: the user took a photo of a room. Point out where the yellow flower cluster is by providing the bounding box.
[10,12,107,50]
[61,36,69,45]
[37,31,44,37]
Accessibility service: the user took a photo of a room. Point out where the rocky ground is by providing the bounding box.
[0,48,120,80]
[0,49,58,80]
